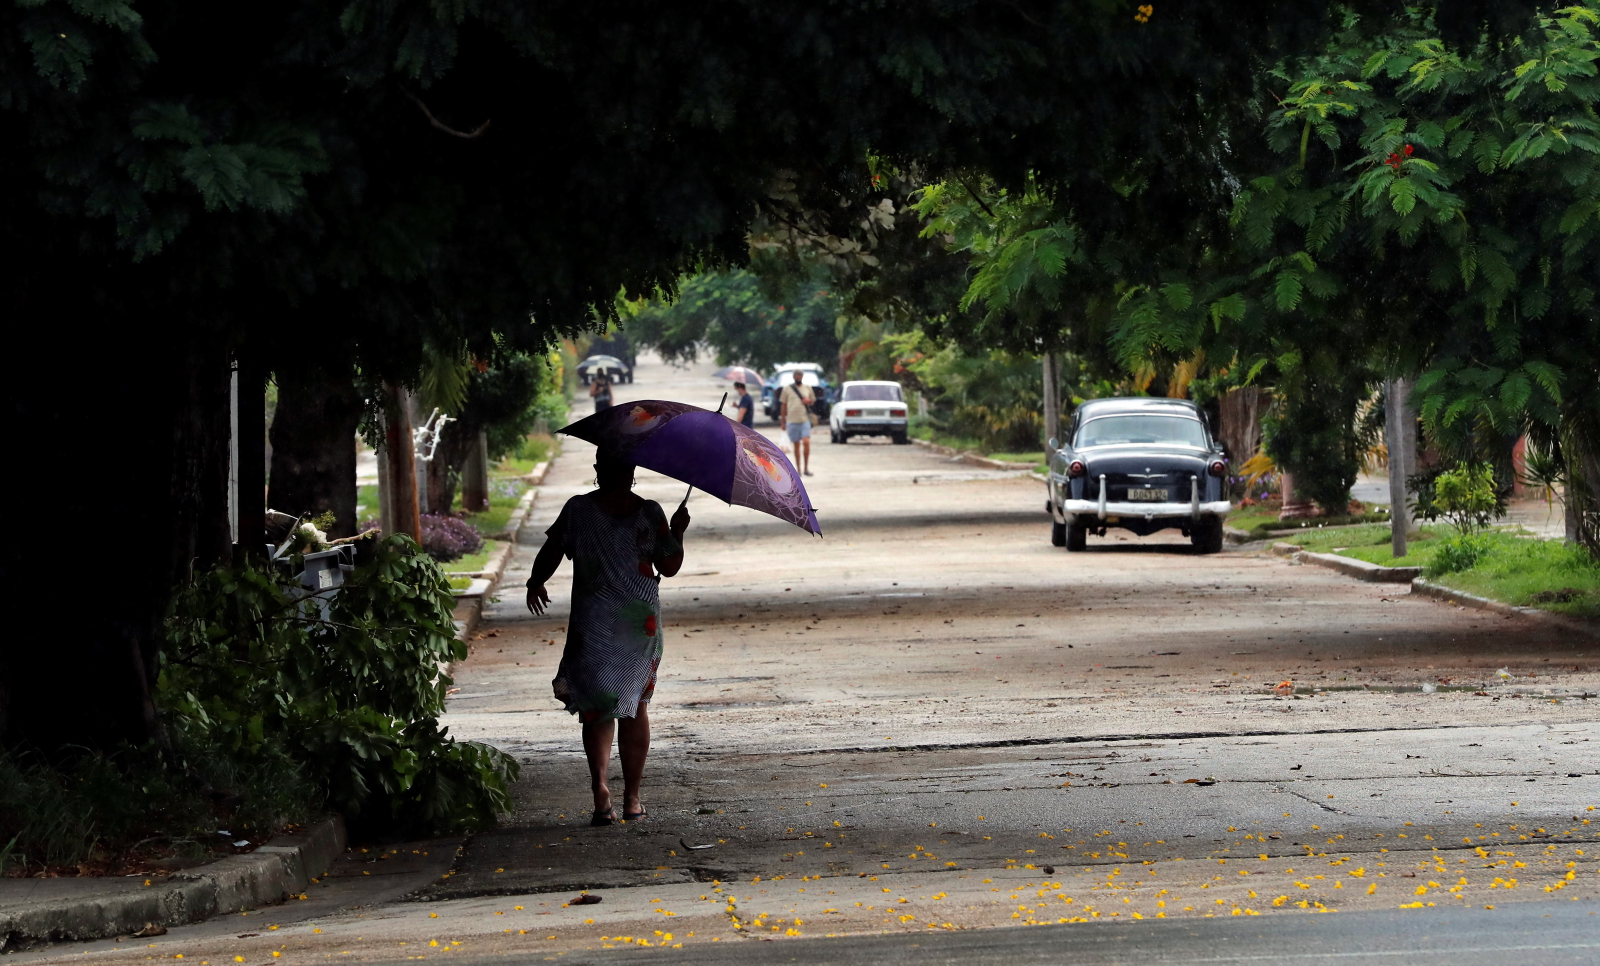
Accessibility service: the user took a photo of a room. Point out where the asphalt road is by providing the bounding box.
[21,353,1599,965]
[350,902,1600,966]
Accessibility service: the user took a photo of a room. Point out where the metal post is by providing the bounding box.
[228,366,239,545]
[1386,377,1415,557]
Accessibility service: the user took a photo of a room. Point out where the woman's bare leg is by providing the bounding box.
[617,703,651,816]
[582,719,617,814]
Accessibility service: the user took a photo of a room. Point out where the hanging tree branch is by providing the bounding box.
[402,88,492,139]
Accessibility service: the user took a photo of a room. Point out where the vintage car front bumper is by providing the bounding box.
[1063,499,1232,521]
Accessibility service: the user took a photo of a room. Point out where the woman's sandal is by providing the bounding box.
[622,808,648,823]
[590,805,618,827]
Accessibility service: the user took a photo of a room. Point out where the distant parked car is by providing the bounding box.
[1045,397,1232,553]
[828,381,909,444]
[578,354,631,385]
[761,363,833,423]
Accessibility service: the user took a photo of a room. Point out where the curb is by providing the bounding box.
[1293,549,1419,583]
[908,438,1037,473]
[0,817,345,952]
[1411,578,1600,638]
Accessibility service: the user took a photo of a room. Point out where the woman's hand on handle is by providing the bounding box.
[670,502,691,537]
[526,583,551,616]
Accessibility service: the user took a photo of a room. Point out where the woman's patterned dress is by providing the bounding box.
[547,493,681,721]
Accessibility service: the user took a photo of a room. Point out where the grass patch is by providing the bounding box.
[447,575,475,592]
[1430,535,1600,620]
[988,451,1046,464]
[907,422,984,452]
[444,540,500,575]
[1237,508,1392,542]
[1284,524,1449,567]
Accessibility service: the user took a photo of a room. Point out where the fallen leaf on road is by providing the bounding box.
[569,894,603,905]
[133,924,167,938]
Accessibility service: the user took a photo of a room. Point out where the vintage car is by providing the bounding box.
[1045,397,1231,553]
[828,380,909,444]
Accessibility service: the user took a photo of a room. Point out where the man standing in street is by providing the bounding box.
[779,370,815,476]
[733,382,755,428]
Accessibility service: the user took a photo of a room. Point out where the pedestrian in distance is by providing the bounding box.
[779,369,815,476]
[590,372,613,413]
[733,381,755,428]
[525,453,691,826]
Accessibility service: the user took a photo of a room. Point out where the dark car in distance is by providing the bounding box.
[1045,398,1232,553]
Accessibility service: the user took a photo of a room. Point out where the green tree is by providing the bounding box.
[626,269,844,375]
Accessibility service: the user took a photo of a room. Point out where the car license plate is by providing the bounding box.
[1127,487,1167,501]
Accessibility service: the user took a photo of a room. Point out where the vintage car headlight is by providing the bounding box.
[1209,460,1226,477]
[1068,459,1086,478]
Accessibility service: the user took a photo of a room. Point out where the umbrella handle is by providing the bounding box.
[682,482,693,506]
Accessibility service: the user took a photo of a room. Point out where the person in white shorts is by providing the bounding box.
[779,370,815,476]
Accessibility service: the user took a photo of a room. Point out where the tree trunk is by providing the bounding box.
[1384,377,1416,557]
[1041,353,1061,450]
[1217,387,1266,466]
[235,359,267,561]
[266,368,364,538]
[3,330,233,752]
[384,385,422,541]
[462,431,490,513]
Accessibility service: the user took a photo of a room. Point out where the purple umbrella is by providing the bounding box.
[558,400,820,535]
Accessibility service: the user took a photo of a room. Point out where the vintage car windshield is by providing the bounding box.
[1076,414,1208,448]
[842,384,903,402]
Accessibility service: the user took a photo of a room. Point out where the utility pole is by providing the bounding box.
[1385,377,1416,557]
[1041,352,1061,448]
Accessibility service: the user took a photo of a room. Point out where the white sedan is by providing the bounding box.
[829,381,909,444]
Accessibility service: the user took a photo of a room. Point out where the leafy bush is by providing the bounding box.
[1426,532,1492,576]
[1432,461,1502,534]
[420,514,486,562]
[1262,382,1363,514]
[159,535,517,837]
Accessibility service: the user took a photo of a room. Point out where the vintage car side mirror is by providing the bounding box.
[1047,437,1059,451]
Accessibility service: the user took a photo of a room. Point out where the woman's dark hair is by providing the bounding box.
[594,453,635,490]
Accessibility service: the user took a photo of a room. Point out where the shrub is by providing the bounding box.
[1427,532,1492,576]
[158,535,517,837]
[1432,461,1501,534]
[420,514,485,562]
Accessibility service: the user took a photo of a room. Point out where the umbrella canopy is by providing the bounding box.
[578,355,626,371]
[559,400,820,534]
[713,365,764,386]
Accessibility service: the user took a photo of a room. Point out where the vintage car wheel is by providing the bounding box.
[1051,520,1067,547]
[892,432,909,444]
[830,427,845,443]
[1191,516,1224,554]
[1066,523,1087,551]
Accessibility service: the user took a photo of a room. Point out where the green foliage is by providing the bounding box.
[158,537,517,836]
[625,269,843,374]
[1432,461,1504,534]
[885,331,1046,453]
[1427,532,1494,575]
[0,739,318,874]
[1262,370,1366,514]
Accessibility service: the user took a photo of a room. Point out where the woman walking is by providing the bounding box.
[525,453,690,825]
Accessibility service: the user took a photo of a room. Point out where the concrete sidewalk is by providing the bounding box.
[0,818,346,952]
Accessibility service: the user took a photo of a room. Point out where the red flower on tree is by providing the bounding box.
[1385,144,1415,171]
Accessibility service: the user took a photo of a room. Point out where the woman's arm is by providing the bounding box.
[654,503,690,578]
[525,516,567,615]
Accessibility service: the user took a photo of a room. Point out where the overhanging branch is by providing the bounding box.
[402,88,491,140]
